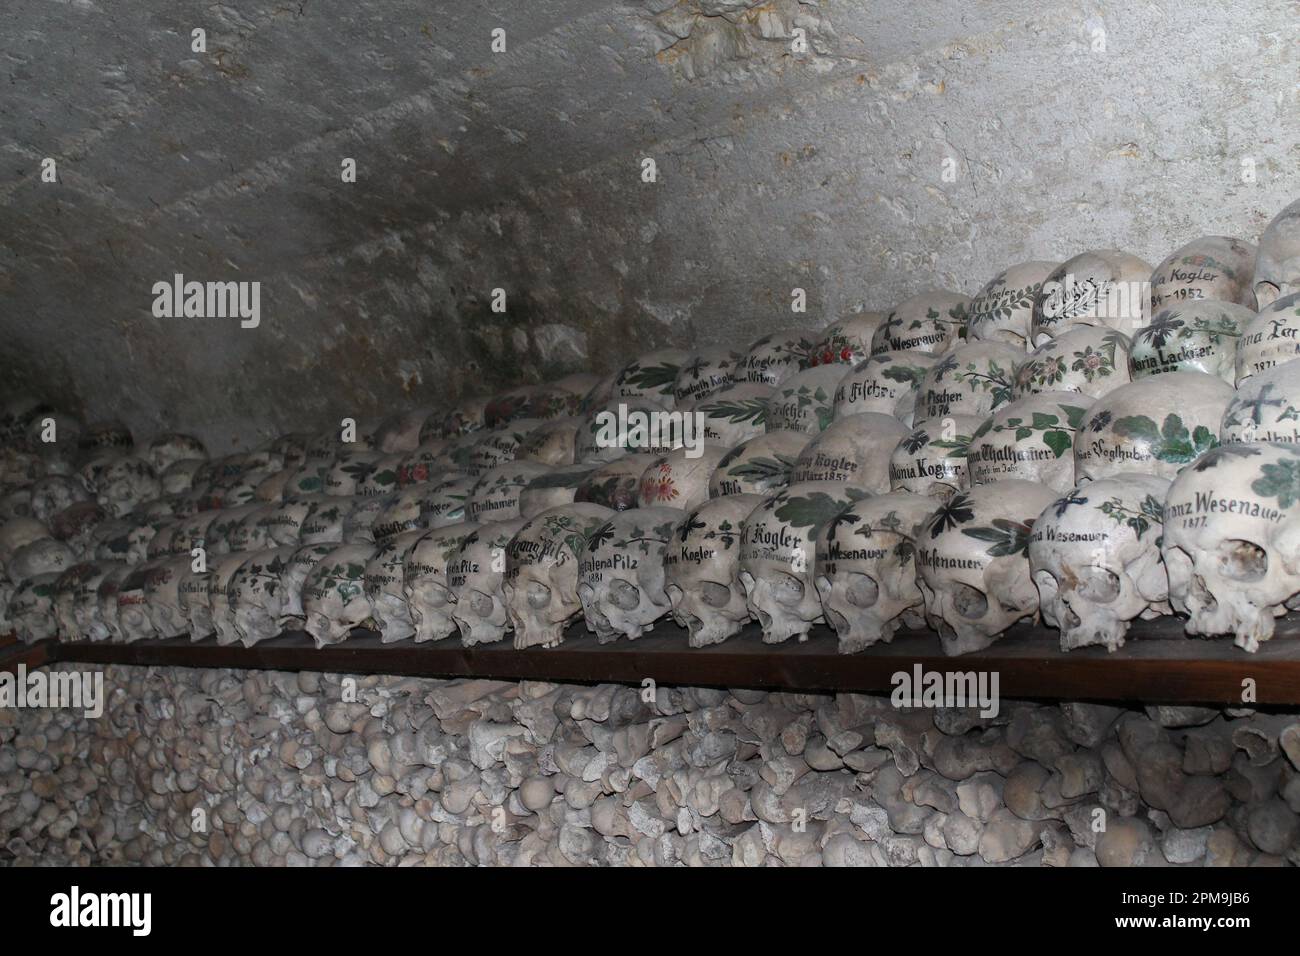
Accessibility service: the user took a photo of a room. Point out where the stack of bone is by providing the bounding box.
[3,666,1299,866]
[3,199,1300,658]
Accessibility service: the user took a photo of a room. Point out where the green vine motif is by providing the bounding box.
[727,453,798,485]
[900,429,929,455]
[880,363,929,387]
[621,362,681,392]
[1070,346,1113,382]
[1023,355,1068,388]
[1098,494,1165,538]
[774,490,869,530]
[971,405,1086,458]
[929,433,973,456]
[953,360,1014,407]
[961,518,1035,557]
[972,279,1039,326]
[1111,413,1219,464]
[928,492,975,538]
[1252,457,1300,509]
[704,518,740,550]
[1189,314,1243,344]
[1139,311,1185,350]
[700,397,768,426]
[775,384,833,429]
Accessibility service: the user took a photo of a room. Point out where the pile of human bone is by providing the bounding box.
[3,198,1299,657]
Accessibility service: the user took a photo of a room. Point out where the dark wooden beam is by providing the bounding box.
[28,616,1300,707]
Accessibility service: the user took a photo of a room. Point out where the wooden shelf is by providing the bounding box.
[12,615,1300,706]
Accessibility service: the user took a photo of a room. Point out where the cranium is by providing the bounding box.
[814,491,935,653]
[301,543,379,648]
[519,464,599,518]
[160,458,207,495]
[576,373,618,416]
[915,479,1059,655]
[637,445,729,510]
[1031,249,1153,345]
[504,504,614,649]
[363,530,424,643]
[1029,474,1172,652]
[764,365,848,434]
[967,392,1094,491]
[420,475,476,528]
[371,486,434,543]
[352,454,402,498]
[809,313,888,368]
[574,454,659,510]
[93,456,160,518]
[0,488,32,522]
[277,542,336,631]
[10,572,61,643]
[373,408,433,453]
[29,475,88,524]
[209,552,257,646]
[73,561,122,642]
[268,433,312,472]
[203,504,264,554]
[1074,372,1233,482]
[176,561,215,640]
[1236,293,1300,383]
[870,292,969,355]
[1012,326,1132,399]
[52,561,101,641]
[1129,303,1254,383]
[425,396,488,440]
[485,386,565,428]
[9,536,74,582]
[322,450,387,496]
[342,494,392,544]
[915,342,1022,421]
[254,469,292,502]
[673,347,741,406]
[1150,235,1258,311]
[146,433,208,473]
[53,502,111,560]
[663,493,761,647]
[739,480,871,644]
[577,507,680,642]
[224,504,277,553]
[403,523,480,643]
[0,516,51,578]
[889,414,981,500]
[115,566,157,644]
[832,351,938,425]
[143,521,180,562]
[791,412,910,491]
[515,417,581,466]
[736,329,821,387]
[466,461,553,524]
[615,349,692,405]
[708,430,812,498]
[142,556,193,639]
[687,383,773,447]
[574,399,678,464]
[229,547,299,646]
[298,496,357,545]
[1222,360,1300,444]
[966,261,1059,348]
[95,564,133,643]
[1161,441,1300,652]
[398,441,451,487]
[448,517,529,646]
[1253,197,1300,309]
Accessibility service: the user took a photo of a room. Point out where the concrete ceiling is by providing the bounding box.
[2,0,1297,452]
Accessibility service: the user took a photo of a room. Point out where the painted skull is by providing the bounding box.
[577,507,680,642]
[397,441,451,487]
[967,392,1094,491]
[73,561,121,642]
[833,351,938,425]
[373,408,433,454]
[10,572,61,643]
[9,537,74,582]
[301,543,378,648]
[574,399,677,464]
[466,461,553,524]
[966,261,1058,348]
[1129,303,1254,383]
[298,496,357,545]
[504,504,614,649]
[160,458,207,495]
[277,542,336,631]
[1222,360,1300,444]
[739,480,871,644]
[574,454,659,511]
[95,564,133,643]
[736,329,818,386]
[1031,250,1153,344]
[1012,326,1132,399]
[636,445,729,511]
[889,414,981,500]
[916,480,1059,655]
[515,417,581,467]
[146,433,209,473]
[708,430,812,498]
[518,463,599,519]
[809,312,887,367]
[673,347,741,406]
[1029,474,1171,653]
[1236,293,1300,384]
[870,291,969,356]
[687,383,773,447]
[915,342,1022,421]
[1253,197,1300,309]
[420,475,475,528]
[94,456,161,518]
[142,556,192,639]
[30,475,88,524]
[448,517,529,647]
[791,412,910,492]
[361,530,424,643]
[403,523,480,643]
[663,493,761,647]
[209,552,257,646]
[1074,372,1233,482]
[229,547,299,646]
[1150,235,1258,311]
[814,491,935,653]
[764,365,847,434]
[115,567,157,644]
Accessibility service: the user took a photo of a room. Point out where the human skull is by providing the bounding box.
[1129,303,1254,383]
[51,502,110,560]
[967,392,1094,491]
[577,508,679,642]
[254,469,292,503]
[74,561,122,642]
[425,396,488,440]
[708,430,812,498]
[115,567,157,644]
[276,542,336,631]
[370,486,432,543]
[810,313,888,368]
[142,556,192,639]
[1253,197,1300,309]
[146,433,209,473]
[504,504,614,649]
[889,415,981,500]
[269,433,312,472]
[673,347,741,406]
[915,342,1022,422]
[420,475,476,528]
[615,349,692,405]
[1074,372,1233,482]
[448,518,528,646]
[663,494,761,647]
[736,330,819,386]
[916,480,1059,655]
[485,385,570,428]
[95,565,133,643]
[966,261,1059,348]
[1,516,51,578]
[870,292,969,356]
[373,408,433,454]
[298,497,357,545]
[1236,293,1300,383]
[1150,235,1258,311]
[176,562,215,640]
[515,417,580,466]
[574,454,659,510]
[94,456,160,518]
[1029,474,1171,652]
[739,480,871,644]
[9,537,74,582]
[814,491,935,653]
[683,383,772,449]
[0,488,31,522]
[343,494,391,544]
[89,516,134,564]
[791,412,910,491]
[363,530,424,643]
[322,450,386,497]
[1031,250,1153,344]
[403,523,480,643]
[832,351,938,425]
[1161,441,1300,652]
[224,504,277,553]
[518,464,600,518]
[230,547,299,646]
[1222,360,1300,444]
[637,445,729,510]
[30,475,88,524]
[10,573,61,644]
[209,553,257,646]
[202,504,262,555]
[397,441,451,487]
[764,365,847,434]
[51,562,98,641]
[77,419,134,457]
[301,543,378,648]
[466,461,552,524]
[574,399,677,464]
[160,459,207,495]
[1012,326,1132,399]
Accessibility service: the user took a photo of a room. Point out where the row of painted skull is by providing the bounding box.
[2,199,1299,658]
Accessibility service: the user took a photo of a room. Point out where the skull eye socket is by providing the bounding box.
[608,579,640,610]
[700,581,730,607]
[1076,566,1121,603]
[469,590,495,617]
[1254,281,1281,309]
[526,581,552,609]
[773,573,804,606]
[951,582,988,620]
[844,572,880,608]
[1218,539,1268,582]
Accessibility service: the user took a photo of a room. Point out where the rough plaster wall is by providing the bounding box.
[1,1,1297,452]
[3,665,1299,866]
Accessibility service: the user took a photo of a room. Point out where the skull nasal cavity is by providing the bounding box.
[1219,540,1268,582]
[952,583,988,619]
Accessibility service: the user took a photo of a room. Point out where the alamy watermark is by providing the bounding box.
[0,665,104,719]
[890,663,1000,718]
[594,403,706,458]
[151,273,260,328]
